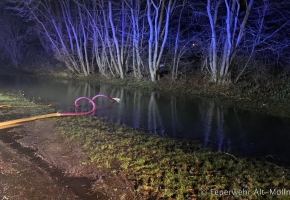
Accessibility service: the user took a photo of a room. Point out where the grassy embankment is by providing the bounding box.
[56,116,290,199]
[0,90,54,122]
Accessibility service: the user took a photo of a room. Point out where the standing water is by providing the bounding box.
[1,75,290,165]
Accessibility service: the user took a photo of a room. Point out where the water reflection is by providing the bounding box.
[199,101,231,152]
[1,75,290,164]
[148,92,164,135]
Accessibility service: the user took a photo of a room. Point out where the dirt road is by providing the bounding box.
[0,120,135,200]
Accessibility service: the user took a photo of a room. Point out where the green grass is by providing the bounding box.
[0,90,55,120]
[0,92,30,106]
[55,116,290,199]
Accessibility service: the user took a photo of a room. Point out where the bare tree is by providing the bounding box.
[86,1,109,77]
[8,0,289,83]
[126,0,145,79]
[235,0,290,82]
[206,0,254,84]
[7,0,95,75]
[108,1,125,79]
[6,0,190,80]
[86,0,131,79]
[78,0,120,78]
[147,0,176,82]
[170,1,187,80]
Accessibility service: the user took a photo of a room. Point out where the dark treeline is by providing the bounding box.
[0,0,289,84]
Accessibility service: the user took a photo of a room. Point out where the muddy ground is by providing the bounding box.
[0,120,136,200]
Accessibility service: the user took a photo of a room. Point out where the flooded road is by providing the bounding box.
[1,75,290,165]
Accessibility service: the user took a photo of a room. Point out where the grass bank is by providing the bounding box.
[0,90,54,122]
[56,116,290,199]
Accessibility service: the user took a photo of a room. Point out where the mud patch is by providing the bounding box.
[0,120,135,200]
[0,137,81,200]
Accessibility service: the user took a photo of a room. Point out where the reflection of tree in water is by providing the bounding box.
[199,100,230,152]
[148,92,164,135]
[170,96,178,137]
[216,106,225,151]
[67,82,92,98]
[132,90,142,129]
[199,101,214,148]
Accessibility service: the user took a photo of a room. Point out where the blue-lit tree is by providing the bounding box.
[205,0,254,84]
[234,0,290,82]
[5,0,290,83]
[192,0,290,84]
[146,0,176,82]
[84,0,124,78]
[126,0,145,79]
[7,0,94,75]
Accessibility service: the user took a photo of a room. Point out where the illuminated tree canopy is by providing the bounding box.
[1,0,289,83]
